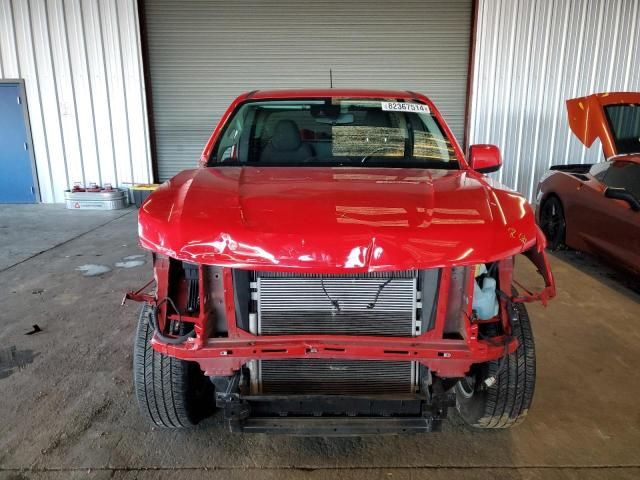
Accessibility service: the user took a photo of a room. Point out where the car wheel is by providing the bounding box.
[133,303,214,428]
[539,196,565,250]
[455,301,535,429]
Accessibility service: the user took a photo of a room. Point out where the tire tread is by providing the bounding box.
[133,304,198,428]
[456,301,536,429]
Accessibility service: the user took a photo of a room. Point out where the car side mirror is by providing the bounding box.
[468,144,502,174]
[604,187,640,211]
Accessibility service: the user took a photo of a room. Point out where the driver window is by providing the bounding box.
[602,161,640,199]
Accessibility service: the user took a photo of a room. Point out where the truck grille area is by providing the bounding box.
[255,359,417,395]
[252,271,419,336]
[238,270,438,397]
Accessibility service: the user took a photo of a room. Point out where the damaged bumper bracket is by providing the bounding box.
[512,238,556,306]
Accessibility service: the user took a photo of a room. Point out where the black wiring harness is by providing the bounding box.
[320,276,396,312]
[147,297,196,345]
[479,289,519,387]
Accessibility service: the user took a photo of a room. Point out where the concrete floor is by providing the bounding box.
[0,205,130,272]
[0,205,639,480]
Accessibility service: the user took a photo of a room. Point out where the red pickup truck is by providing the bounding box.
[126,89,555,435]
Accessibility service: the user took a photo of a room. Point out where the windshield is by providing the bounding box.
[604,103,640,155]
[209,98,458,169]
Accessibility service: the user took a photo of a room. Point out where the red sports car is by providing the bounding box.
[536,92,640,276]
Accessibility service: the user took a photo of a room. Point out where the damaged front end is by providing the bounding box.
[124,234,555,433]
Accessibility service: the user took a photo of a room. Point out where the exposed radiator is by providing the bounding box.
[254,359,417,395]
[246,270,430,396]
[252,271,420,336]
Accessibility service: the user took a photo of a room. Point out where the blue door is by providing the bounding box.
[0,83,36,203]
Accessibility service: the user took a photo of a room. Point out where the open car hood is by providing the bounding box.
[138,167,542,272]
[567,92,640,158]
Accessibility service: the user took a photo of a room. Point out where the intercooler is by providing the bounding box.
[251,271,420,336]
[245,270,430,395]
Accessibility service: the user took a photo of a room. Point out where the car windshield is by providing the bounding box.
[209,98,458,169]
[604,103,640,155]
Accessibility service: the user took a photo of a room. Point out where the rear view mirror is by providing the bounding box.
[468,144,502,174]
[315,113,354,125]
[604,187,640,211]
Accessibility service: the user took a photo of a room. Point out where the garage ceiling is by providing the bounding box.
[143,0,473,180]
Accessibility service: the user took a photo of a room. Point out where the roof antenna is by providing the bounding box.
[329,68,333,88]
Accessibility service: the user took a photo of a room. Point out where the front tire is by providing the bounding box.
[455,301,535,429]
[539,195,566,250]
[133,304,213,428]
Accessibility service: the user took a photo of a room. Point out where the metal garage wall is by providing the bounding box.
[143,0,472,180]
[0,0,152,203]
[469,0,640,202]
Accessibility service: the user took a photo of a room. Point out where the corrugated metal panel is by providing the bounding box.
[469,0,640,202]
[143,0,472,180]
[0,0,151,203]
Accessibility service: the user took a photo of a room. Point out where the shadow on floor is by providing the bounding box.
[0,346,39,380]
[550,249,640,301]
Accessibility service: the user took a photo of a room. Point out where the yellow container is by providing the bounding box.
[130,183,161,207]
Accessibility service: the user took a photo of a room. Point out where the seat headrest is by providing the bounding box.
[271,120,302,151]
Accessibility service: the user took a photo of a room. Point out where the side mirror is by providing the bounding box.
[604,187,640,211]
[468,144,502,174]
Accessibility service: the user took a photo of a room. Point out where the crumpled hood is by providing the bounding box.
[139,166,540,272]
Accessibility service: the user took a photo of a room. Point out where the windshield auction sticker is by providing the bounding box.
[381,102,431,114]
